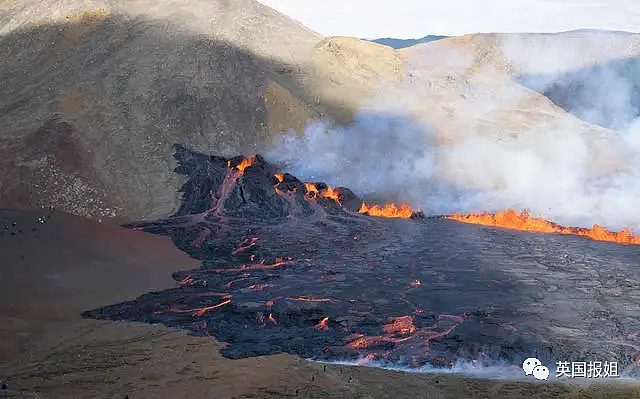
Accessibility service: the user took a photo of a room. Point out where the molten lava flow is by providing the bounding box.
[383,316,416,335]
[224,274,251,288]
[229,156,256,175]
[304,183,319,197]
[192,299,232,317]
[319,186,340,203]
[314,316,330,331]
[348,335,413,349]
[155,299,232,317]
[347,312,467,353]
[275,176,420,219]
[304,183,341,204]
[286,297,334,303]
[358,202,413,219]
[247,284,273,291]
[448,209,640,245]
[211,257,292,273]
[177,275,196,285]
[195,292,231,297]
[356,353,380,365]
[204,160,249,218]
[232,237,258,255]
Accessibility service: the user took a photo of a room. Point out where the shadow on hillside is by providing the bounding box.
[517,56,640,131]
[0,13,357,219]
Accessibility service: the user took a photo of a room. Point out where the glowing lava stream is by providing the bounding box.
[209,257,292,273]
[228,156,256,175]
[130,156,260,239]
[448,209,640,245]
[314,316,330,331]
[286,297,335,303]
[274,173,416,219]
[347,313,466,352]
[304,183,341,203]
[358,202,413,219]
[155,299,232,317]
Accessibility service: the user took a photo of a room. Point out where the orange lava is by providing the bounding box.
[314,316,330,331]
[192,299,232,317]
[286,297,334,303]
[348,335,413,349]
[383,316,416,335]
[356,353,380,365]
[247,284,274,291]
[304,183,341,204]
[273,176,421,219]
[448,209,640,245]
[347,313,467,351]
[304,183,319,196]
[229,156,256,174]
[177,275,196,285]
[320,186,341,203]
[232,237,258,255]
[211,257,292,273]
[358,202,413,219]
[156,299,232,317]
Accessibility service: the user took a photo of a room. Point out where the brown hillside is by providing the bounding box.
[0,1,395,220]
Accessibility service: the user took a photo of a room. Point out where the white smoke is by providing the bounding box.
[265,34,640,231]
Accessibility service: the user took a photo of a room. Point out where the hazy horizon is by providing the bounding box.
[258,0,640,38]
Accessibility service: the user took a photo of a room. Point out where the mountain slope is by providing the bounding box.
[0,1,324,220]
[427,30,640,76]
[403,30,640,132]
[0,0,412,220]
[386,33,637,197]
[2,1,639,222]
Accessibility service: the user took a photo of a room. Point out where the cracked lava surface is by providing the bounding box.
[83,145,640,375]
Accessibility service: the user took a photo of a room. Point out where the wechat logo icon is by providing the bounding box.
[523,358,549,381]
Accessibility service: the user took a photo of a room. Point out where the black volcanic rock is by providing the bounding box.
[334,187,362,212]
[84,147,640,376]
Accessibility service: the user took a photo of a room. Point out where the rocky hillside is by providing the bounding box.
[391,31,640,192]
[411,30,640,131]
[0,0,407,220]
[2,0,639,221]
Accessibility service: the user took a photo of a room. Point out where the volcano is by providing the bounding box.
[83,145,640,375]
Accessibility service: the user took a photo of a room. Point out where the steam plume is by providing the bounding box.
[265,36,640,231]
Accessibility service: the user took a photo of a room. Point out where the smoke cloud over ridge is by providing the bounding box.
[265,37,640,231]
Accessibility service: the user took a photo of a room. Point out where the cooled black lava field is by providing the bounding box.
[84,145,640,376]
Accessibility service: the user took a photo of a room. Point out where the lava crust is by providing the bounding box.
[84,145,640,375]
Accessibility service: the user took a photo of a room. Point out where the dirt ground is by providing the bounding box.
[2,209,640,399]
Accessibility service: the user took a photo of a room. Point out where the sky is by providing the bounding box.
[258,0,640,38]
